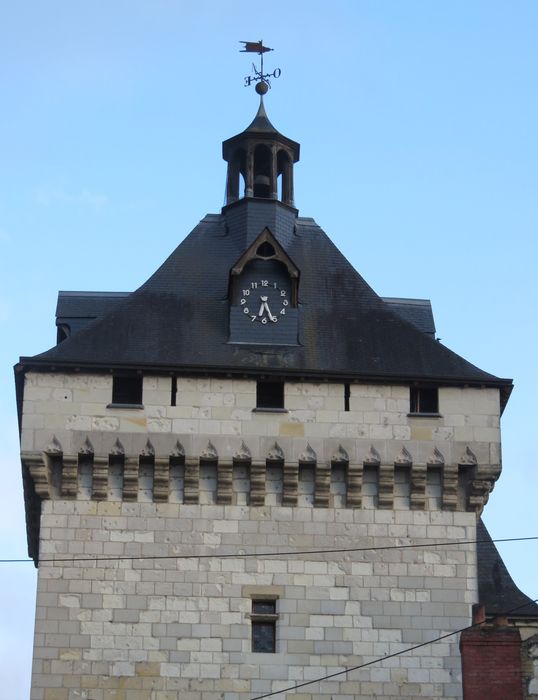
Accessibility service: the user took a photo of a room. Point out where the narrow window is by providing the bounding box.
[111,376,143,406]
[171,376,177,406]
[256,380,284,410]
[344,383,350,412]
[251,599,278,653]
[410,387,438,414]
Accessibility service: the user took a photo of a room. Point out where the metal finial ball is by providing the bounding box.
[255,80,269,95]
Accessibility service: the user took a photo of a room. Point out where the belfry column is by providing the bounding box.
[287,159,295,207]
[270,144,278,199]
[245,146,254,198]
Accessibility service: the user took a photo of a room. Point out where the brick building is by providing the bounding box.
[16,96,538,699]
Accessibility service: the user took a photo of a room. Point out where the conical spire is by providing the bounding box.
[243,98,279,134]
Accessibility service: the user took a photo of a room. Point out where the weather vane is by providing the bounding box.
[240,40,281,95]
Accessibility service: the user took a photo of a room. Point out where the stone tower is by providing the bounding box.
[16,95,533,700]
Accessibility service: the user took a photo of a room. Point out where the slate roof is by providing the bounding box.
[477,519,538,618]
[56,294,436,342]
[243,98,280,134]
[222,99,300,161]
[56,291,129,339]
[19,197,511,395]
[381,298,436,338]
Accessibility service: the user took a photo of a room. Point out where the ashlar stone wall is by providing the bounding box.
[32,502,476,700]
[21,373,501,455]
[21,372,501,699]
[21,374,501,515]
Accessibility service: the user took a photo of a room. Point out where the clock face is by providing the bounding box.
[239,279,290,324]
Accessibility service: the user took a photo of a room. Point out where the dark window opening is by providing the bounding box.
[410,387,439,414]
[256,241,276,258]
[344,383,350,412]
[112,376,143,406]
[171,376,177,406]
[251,599,277,653]
[253,144,272,198]
[256,381,284,410]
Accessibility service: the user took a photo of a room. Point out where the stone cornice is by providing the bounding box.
[21,439,500,514]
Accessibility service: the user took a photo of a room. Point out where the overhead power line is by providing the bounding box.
[0,535,536,565]
[249,597,538,700]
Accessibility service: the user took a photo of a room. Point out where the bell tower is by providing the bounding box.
[222,98,300,205]
[17,41,534,700]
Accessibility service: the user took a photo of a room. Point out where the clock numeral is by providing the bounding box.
[243,307,250,314]
[280,290,286,297]
[242,289,250,296]
[273,282,277,288]
[251,282,258,289]
[280,308,286,315]
[282,299,289,307]
[240,299,246,305]
[261,280,268,287]
[271,316,278,322]
[261,317,268,324]
[251,315,257,322]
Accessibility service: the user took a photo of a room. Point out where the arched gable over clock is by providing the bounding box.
[229,227,300,345]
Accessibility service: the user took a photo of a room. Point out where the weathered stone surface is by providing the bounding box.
[378,464,394,509]
[282,462,299,506]
[468,464,502,514]
[216,461,233,505]
[250,461,266,506]
[123,457,139,501]
[22,441,503,516]
[25,454,51,499]
[21,372,506,700]
[364,444,381,466]
[30,499,476,699]
[410,463,427,510]
[92,456,108,500]
[153,457,170,502]
[314,462,330,508]
[346,462,362,508]
[442,464,459,511]
[183,460,200,504]
[60,455,78,499]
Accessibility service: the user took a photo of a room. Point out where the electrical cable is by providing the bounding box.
[0,535,536,564]
[248,597,538,699]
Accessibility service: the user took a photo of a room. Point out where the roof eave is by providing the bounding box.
[16,356,513,389]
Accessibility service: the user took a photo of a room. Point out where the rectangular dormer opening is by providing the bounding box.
[256,380,284,410]
[111,376,143,407]
[410,387,439,415]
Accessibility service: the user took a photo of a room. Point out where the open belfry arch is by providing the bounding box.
[16,44,538,700]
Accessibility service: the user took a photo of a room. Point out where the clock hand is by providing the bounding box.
[262,301,277,322]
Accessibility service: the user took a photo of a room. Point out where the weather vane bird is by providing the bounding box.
[240,40,281,95]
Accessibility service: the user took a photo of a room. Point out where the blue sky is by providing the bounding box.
[1,2,537,695]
